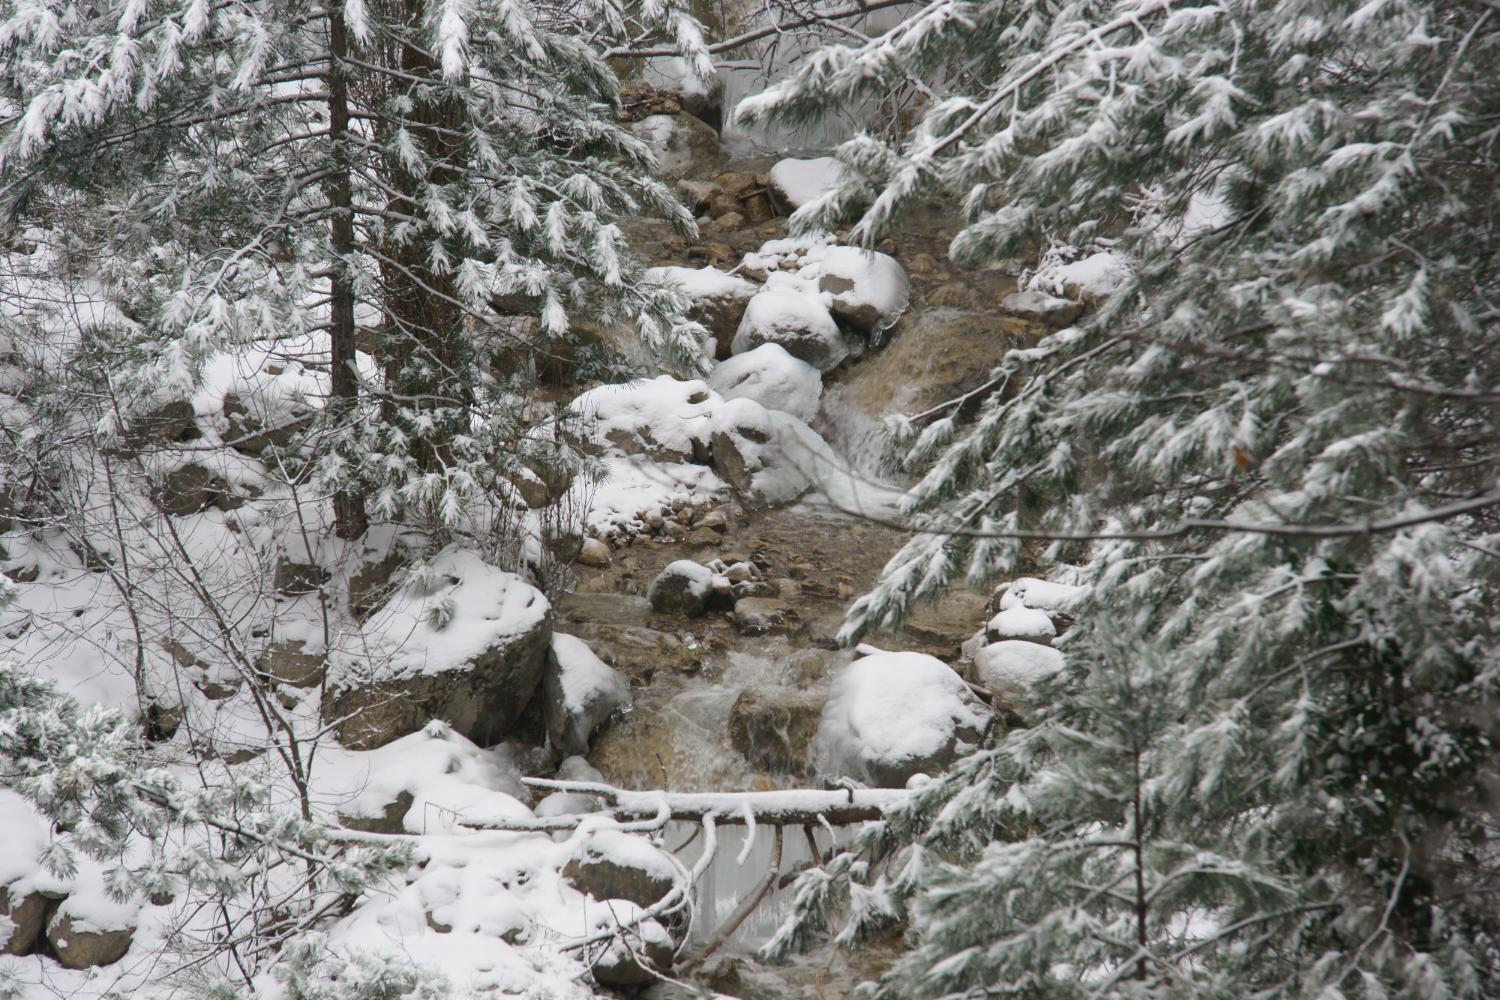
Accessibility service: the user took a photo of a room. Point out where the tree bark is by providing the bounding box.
[327,8,369,540]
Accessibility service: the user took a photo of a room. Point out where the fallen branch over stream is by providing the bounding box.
[511,778,908,827]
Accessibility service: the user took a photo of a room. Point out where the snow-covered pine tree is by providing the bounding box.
[0,0,710,542]
[741,0,1500,994]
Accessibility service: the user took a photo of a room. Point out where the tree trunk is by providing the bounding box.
[327,8,369,541]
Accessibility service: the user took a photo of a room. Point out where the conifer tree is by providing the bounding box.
[0,0,709,541]
[742,0,1500,994]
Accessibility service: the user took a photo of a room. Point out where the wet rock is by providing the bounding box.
[569,623,703,679]
[576,537,611,567]
[46,911,134,969]
[733,596,793,635]
[728,687,824,773]
[710,210,748,230]
[676,179,722,215]
[999,289,1083,327]
[696,508,729,533]
[648,559,717,616]
[686,527,722,547]
[1,885,47,955]
[629,113,720,180]
[255,639,325,688]
[731,579,779,600]
[927,282,972,307]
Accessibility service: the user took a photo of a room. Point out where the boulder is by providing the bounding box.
[648,560,717,617]
[337,789,414,835]
[572,375,717,464]
[630,113,720,180]
[586,906,676,987]
[732,596,793,636]
[645,266,757,359]
[984,606,1057,645]
[973,640,1065,704]
[709,399,812,509]
[46,911,134,970]
[576,537,611,567]
[150,462,229,516]
[708,343,822,422]
[544,633,632,755]
[274,557,328,596]
[327,551,553,749]
[728,687,824,773]
[222,390,311,453]
[814,651,990,788]
[563,829,679,911]
[1,885,47,955]
[999,289,1084,328]
[812,246,911,340]
[112,399,197,453]
[254,639,325,688]
[730,288,847,372]
[566,623,703,679]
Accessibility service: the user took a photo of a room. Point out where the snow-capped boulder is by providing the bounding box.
[325,723,536,834]
[645,265,757,358]
[984,606,1057,645]
[998,576,1088,614]
[630,113,720,180]
[584,902,676,986]
[1029,250,1131,303]
[731,288,847,372]
[572,375,717,464]
[562,829,679,912]
[708,343,822,422]
[769,156,846,210]
[709,398,812,508]
[811,246,910,339]
[648,559,717,616]
[544,633,631,755]
[999,289,1083,328]
[974,640,1065,704]
[222,388,312,453]
[326,551,553,749]
[46,910,134,969]
[814,652,990,788]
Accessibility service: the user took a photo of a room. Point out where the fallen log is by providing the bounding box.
[516,778,907,826]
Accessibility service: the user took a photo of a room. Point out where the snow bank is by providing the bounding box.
[316,722,534,832]
[708,343,823,422]
[814,652,989,788]
[999,577,1088,613]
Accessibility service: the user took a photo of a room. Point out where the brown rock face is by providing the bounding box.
[112,399,197,453]
[327,610,553,750]
[1,886,47,955]
[46,912,134,969]
[222,391,312,453]
[728,687,825,774]
[255,640,326,688]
